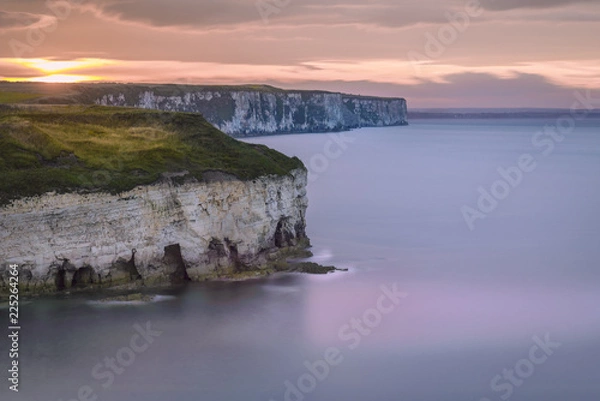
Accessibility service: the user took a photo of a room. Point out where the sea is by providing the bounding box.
[3,118,600,401]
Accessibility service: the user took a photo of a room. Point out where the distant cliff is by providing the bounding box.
[81,84,408,137]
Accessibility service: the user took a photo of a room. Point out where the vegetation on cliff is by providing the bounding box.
[0,105,304,205]
[0,82,405,105]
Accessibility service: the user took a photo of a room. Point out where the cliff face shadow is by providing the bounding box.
[54,268,66,291]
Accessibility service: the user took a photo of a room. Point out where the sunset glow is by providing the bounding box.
[0,1,599,107]
[9,58,113,74]
[1,58,109,83]
[17,74,103,83]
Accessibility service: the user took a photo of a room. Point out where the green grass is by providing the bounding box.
[0,105,304,205]
[0,92,42,104]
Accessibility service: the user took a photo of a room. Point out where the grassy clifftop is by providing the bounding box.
[0,82,406,105]
[0,105,304,205]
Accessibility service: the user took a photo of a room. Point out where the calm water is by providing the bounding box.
[3,119,600,401]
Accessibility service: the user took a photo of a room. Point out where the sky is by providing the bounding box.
[0,0,599,107]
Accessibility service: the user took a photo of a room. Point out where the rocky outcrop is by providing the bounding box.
[0,168,309,294]
[87,85,408,137]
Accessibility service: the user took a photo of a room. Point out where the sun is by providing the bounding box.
[3,58,113,83]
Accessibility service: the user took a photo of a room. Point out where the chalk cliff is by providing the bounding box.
[0,106,310,294]
[86,84,408,137]
[0,169,308,292]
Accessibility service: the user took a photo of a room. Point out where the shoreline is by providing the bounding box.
[0,261,347,303]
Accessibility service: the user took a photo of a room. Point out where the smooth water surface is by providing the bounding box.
[3,119,600,401]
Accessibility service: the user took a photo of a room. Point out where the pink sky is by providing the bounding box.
[1,0,599,107]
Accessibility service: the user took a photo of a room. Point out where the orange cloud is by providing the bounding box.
[2,57,599,88]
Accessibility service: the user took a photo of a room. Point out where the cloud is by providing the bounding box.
[5,0,600,32]
[517,10,600,22]
[480,0,598,11]
[89,0,259,28]
[273,72,586,108]
[0,10,56,31]
[81,0,600,31]
[81,0,459,29]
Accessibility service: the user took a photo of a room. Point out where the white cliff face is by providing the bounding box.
[218,92,347,134]
[93,87,408,137]
[0,169,308,291]
[348,98,408,127]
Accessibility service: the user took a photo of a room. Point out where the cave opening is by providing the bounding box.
[71,266,96,288]
[164,244,190,283]
[274,218,294,248]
